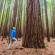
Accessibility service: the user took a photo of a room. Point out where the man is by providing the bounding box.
[8,27,17,49]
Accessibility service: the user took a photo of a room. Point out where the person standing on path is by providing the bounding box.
[8,27,17,49]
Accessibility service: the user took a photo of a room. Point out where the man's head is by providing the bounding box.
[13,27,16,30]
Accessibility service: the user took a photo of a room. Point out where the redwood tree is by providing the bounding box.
[22,0,45,48]
[44,0,50,42]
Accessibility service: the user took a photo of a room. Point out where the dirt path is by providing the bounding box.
[0,38,55,55]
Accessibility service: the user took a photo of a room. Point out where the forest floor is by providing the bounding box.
[0,37,55,55]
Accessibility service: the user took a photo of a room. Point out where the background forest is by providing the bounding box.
[0,0,55,48]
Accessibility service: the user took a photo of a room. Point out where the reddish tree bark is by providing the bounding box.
[22,0,45,48]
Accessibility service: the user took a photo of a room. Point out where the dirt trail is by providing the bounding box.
[0,38,55,55]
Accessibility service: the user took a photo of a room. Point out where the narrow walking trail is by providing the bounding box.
[0,38,55,55]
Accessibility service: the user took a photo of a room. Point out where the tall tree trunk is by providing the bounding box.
[52,0,55,38]
[22,0,45,48]
[12,0,18,27]
[44,0,50,42]
[16,0,22,38]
